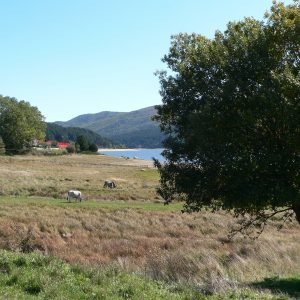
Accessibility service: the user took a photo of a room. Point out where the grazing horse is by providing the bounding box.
[67,190,82,202]
[103,180,116,189]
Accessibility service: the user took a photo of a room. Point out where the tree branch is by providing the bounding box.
[228,207,293,240]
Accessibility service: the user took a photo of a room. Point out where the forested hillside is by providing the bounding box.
[56,106,164,148]
[46,123,121,148]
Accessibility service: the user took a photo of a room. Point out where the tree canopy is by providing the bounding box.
[46,123,118,148]
[154,1,300,233]
[75,135,98,152]
[0,96,46,154]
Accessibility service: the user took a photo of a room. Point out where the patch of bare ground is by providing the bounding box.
[0,199,299,293]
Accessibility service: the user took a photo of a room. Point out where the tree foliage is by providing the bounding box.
[154,2,300,232]
[74,135,98,152]
[0,96,46,154]
[88,143,98,152]
[76,135,90,152]
[46,123,118,148]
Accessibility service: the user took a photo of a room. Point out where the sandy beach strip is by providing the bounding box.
[98,148,140,152]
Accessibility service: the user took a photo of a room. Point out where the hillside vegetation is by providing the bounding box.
[56,106,165,148]
[46,123,120,148]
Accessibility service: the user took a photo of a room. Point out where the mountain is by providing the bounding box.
[46,123,121,148]
[55,106,164,148]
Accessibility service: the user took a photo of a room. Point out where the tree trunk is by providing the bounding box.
[292,203,300,224]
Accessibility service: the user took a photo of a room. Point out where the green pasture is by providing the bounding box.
[0,251,296,300]
[0,196,183,212]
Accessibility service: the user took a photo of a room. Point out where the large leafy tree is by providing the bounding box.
[154,2,300,233]
[0,96,46,154]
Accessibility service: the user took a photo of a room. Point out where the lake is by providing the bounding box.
[98,148,165,161]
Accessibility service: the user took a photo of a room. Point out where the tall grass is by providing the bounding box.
[0,250,196,299]
[0,155,299,298]
[0,196,298,297]
[0,250,292,299]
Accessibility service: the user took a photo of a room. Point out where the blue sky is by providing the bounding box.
[0,0,293,122]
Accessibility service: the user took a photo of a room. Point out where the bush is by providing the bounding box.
[76,135,89,151]
[0,136,5,155]
[88,143,98,152]
[66,144,76,153]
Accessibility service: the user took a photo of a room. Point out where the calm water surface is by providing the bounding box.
[98,148,165,161]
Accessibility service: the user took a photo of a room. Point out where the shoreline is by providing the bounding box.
[97,148,163,166]
[98,148,139,152]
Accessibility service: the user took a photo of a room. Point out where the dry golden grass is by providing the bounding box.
[0,154,299,294]
[0,197,299,293]
[0,154,158,200]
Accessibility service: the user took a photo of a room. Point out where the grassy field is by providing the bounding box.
[0,155,299,299]
[0,154,158,200]
[1,250,295,300]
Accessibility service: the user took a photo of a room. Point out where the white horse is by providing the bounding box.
[67,190,82,202]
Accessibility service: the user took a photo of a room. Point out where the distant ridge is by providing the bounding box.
[55,106,164,148]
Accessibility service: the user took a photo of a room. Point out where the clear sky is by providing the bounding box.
[0,0,293,122]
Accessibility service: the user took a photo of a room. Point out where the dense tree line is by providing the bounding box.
[155,1,300,232]
[46,123,121,148]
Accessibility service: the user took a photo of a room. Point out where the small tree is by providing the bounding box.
[155,1,300,236]
[66,144,76,154]
[75,143,81,153]
[0,136,5,155]
[88,143,98,152]
[76,135,90,152]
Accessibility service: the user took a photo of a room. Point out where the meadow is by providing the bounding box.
[0,154,157,200]
[0,154,299,299]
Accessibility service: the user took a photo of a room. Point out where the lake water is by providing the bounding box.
[98,148,165,161]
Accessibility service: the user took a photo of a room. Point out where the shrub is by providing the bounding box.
[66,144,76,153]
[88,143,98,152]
[0,136,5,155]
